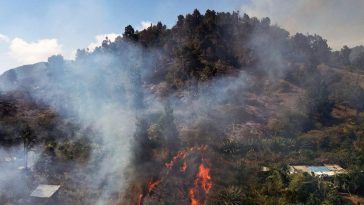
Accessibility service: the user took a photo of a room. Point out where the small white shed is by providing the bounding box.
[30,184,61,198]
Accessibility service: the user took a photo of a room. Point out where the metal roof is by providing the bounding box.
[289,164,346,176]
[30,185,60,198]
[309,166,330,173]
[324,164,344,171]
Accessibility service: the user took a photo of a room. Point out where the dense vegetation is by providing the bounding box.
[1,9,364,205]
[76,10,364,88]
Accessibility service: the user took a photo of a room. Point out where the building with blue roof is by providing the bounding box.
[289,164,346,177]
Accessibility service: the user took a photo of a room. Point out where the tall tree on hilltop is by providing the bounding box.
[123,25,139,42]
[340,45,351,66]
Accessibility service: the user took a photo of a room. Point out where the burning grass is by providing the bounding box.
[129,145,212,205]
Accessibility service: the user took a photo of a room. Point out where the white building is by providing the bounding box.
[289,164,346,177]
[30,184,61,198]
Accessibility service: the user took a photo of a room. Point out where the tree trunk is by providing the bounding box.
[24,144,28,169]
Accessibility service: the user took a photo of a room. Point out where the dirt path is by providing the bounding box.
[340,193,364,205]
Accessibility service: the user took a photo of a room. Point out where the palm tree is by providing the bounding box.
[214,186,244,205]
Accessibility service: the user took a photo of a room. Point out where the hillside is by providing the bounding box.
[0,9,364,205]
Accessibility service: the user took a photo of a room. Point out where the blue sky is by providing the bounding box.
[0,0,245,73]
[0,0,363,73]
[0,0,244,48]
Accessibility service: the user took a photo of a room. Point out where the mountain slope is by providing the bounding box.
[0,9,364,205]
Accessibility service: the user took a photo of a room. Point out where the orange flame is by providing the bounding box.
[132,179,160,205]
[147,179,161,193]
[189,188,199,205]
[165,145,208,169]
[198,164,212,193]
[137,193,143,205]
[131,192,143,205]
[134,145,210,205]
[181,160,188,173]
[188,163,212,205]
[165,150,188,169]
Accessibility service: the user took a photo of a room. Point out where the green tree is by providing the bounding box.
[21,125,36,169]
[101,36,111,48]
[322,189,343,205]
[133,118,152,164]
[352,51,364,70]
[123,25,138,41]
[291,33,331,65]
[337,84,364,122]
[299,76,334,125]
[340,45,351,66]
[213,186,244,205]
[129,64,144,111]
[47,54,64,67]
[160,101,180,150]
[347,167,364,195]
[263,170,284,196]
[288,173,320,204]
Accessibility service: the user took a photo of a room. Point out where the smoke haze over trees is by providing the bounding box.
[0,9,364,205]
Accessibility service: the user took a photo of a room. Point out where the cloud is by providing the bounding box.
[87,33,119,51]
[136,21,152,31]
[0,33,10,43]
[241,0,364,49]
[2,33,120,70]
[9,38,62,65]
